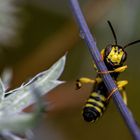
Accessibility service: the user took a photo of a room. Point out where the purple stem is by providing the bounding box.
[69,0,140,139]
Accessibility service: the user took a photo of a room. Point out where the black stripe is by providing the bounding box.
[83,107,100,122]
[89,95,106,104]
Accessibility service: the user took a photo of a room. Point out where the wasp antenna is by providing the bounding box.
[123,40,140,49]
[107,20,118,45]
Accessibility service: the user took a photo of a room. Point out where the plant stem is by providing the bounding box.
[69,0,140,139]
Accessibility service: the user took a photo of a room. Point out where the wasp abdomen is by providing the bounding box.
[83,92,106,122]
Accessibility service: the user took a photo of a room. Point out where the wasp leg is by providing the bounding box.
[117,80,128,105]
[106,80,128,104]
[117,80,128,89]
[93,64,98,71]
[100,49,105,61]
[97,65,128,74]
[119,87,127,105]
[76,77,101,90]
[92,49,105,73]
[113,65,128,73]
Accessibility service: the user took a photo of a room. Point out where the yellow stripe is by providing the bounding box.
[87,98,105,109]
[85,104,102,116]
[85,103,94,108]
[91,92,106,101]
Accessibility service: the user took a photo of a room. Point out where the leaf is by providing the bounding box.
[0,130,26,140]
[1,68,13,92]
[0,85,43,133]
[0,55,66,115]
[0,113,38,133]
[0,79,5,101]
[0,55,66,133]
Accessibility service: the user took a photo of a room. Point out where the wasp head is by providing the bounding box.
[104,44,127,67]
[105,21,140,68]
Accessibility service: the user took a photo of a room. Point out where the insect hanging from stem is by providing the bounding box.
[76,21,140,122]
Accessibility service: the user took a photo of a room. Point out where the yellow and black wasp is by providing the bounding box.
[76,21,140,122]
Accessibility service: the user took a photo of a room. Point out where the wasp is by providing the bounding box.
[76,21,140,122]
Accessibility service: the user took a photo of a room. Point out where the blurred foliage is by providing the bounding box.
[0,0,140,140]
[0,56,65,135]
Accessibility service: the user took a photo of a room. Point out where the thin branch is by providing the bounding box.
[69,0,140,139]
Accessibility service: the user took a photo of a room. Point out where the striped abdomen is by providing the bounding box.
[83,92,107,122]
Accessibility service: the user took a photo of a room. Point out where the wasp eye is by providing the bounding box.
[121,52,127,63]
[105,45,112,56]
